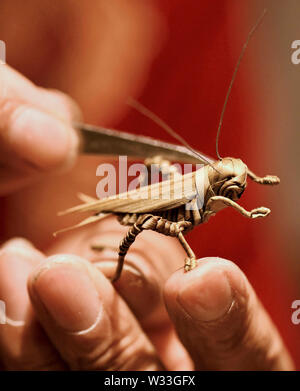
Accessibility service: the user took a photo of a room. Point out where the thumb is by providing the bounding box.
[0,65,80,194]
[164,257,294,371]
[27,254,164,370]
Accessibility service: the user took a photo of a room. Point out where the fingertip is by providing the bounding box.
[0,65,80,172]
[8,105,79,171]
[28,254,90,288]
[164,257,294,370]
[0,237,44,263]
[38,88,83,123]
[0,237,44,322]
[1,237,35,251]
[28,254,103,333]
[164,257,248,322]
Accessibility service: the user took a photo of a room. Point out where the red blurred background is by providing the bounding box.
[0,0,299,367]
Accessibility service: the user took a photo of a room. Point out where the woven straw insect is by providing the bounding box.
[56,10,279,282]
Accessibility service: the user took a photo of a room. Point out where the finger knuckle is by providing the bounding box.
[69,331,155,371]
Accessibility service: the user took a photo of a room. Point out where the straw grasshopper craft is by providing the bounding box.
[56,10,279,282]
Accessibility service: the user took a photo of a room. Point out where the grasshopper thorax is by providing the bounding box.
[208,157,248,201]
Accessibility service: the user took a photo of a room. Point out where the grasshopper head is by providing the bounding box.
[209,158,248,200]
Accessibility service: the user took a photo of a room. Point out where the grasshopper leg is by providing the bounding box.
[92,214,194,281]
[112,223,143,282]
[208,196,271,219]
[90,224,142,282]
[178,232,197,272]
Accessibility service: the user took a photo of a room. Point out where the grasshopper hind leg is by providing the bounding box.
[111,223,142,282]
[91,213,196,282]
[177,232,197,272]
[91,223,143,283]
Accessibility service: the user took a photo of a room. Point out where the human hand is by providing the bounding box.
[0,232,295,370]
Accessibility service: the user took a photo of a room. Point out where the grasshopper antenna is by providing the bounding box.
[215,9,267,160]
[127,98,219,172]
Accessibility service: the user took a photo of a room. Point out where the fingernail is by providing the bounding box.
[178,264,234,322]
[9,106,78,170]
[33,263,102,332]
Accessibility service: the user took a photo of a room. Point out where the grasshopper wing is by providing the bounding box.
[59,171,198,215]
